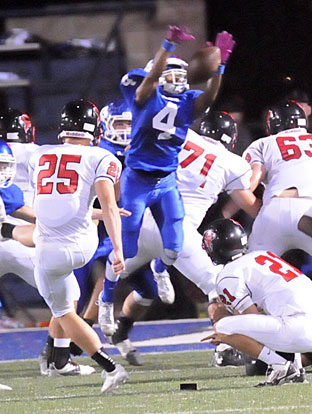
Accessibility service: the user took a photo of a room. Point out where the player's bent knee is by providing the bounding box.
[133,290,153,306]
[215,316,235,335]
[298,215,312,237]
[162,248,179,266]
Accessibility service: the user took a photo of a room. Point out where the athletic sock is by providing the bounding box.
[154,257,167,273]
[112,313,134,344]
[91,347,116,372]
[41,335,54,365]
[102,279,118,303]
[52,338,71,369]
[258,346,288,365]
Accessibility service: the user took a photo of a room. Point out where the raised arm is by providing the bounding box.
[135,25,195,105]
[194,31,236,117]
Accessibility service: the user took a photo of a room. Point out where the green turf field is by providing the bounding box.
[0,351,311,414]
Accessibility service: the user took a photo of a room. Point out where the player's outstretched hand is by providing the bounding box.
[119,208,132,217]
[166,25,196,43]
[201,332,223,345]
[206,31,235,64]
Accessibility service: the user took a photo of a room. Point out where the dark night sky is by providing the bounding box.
[206,0,312,119]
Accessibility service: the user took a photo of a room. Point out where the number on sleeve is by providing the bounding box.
[219,288,236,306]
[107,161,120,181]
[121,73,136,87]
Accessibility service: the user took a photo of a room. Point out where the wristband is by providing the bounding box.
[217,64,226,75]
[162,39,176,52]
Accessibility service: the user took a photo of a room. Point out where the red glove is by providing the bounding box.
[166,25,195,43]
[206,31,235,64]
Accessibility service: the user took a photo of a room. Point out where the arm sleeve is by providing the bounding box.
[224,155,253,194]
[216,275,254,313]
[0,184,25,214]
[120,69,146,106]
[95,153,122,185]
[242,139,265,165]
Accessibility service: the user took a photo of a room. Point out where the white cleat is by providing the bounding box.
[38,353,49,376]
[150,259,175,304]
[101,364,129,394]
[0,384,12,391]
[257,361,300,387]
[97,293,116,336]
[48,360,95,377]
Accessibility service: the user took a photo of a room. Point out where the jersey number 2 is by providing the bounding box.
[37,154,82,195]
[255,251,302,282]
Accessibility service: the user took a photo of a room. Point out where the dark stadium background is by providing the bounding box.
[206,0,312,125]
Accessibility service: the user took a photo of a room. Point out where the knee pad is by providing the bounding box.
[133,290,153,307]
[215,316,234,335]
[162,248,179,266]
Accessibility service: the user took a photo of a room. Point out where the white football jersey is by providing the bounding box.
[216,250,312,317]
[9,142,38,207]
[243,127,312,204]
[29,143,121,241]
[177,129,252,227]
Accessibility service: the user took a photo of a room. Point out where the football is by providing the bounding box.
[187,46,221,84]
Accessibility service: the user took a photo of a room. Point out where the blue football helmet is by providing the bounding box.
[0,140,16,188]
[100,99,132,146]
[145,55,189,94]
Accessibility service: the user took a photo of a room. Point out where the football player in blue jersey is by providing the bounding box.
[98,25,236,336]
[0,139,30,391]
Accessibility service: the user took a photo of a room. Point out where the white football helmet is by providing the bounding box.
[145,56,189,94]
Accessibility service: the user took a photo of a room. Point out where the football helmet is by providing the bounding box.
[267,100,306,135]
[100,99,132,146]
[0,108,34,143]
[145,55,189,94]
[58,99,101,145]
[0,139,16,188]
[202,218,248,265]
[199,110,238,150]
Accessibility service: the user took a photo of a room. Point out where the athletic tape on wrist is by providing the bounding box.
[218,64,226,74]
[162,39,176,52]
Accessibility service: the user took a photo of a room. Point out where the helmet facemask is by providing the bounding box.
[0,153,16,188]
[159,67,189,94]
[158,56,189,94]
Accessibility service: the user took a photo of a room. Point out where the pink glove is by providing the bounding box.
[206,31,235,64]
[166,25,195,43]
